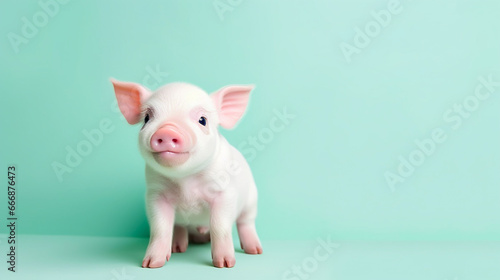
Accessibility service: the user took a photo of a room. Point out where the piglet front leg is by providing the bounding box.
[210,195,236,268]
[142,192,175,268]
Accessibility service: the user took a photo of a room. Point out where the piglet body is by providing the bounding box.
[111,80,262,268]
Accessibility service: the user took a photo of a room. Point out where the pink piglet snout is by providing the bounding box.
[150,124,193,153]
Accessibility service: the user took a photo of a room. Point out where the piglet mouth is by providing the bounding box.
[153,150,190,167]
[158,150,189,155]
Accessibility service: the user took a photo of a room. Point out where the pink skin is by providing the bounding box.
[211,85,252,129]
[110,79,151,125]
[172,225,188,253]
[197,226,209,234]
[150,124,193,166]
[237,223,263,254]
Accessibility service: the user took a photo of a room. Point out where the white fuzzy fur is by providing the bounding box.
[124,82,262,268]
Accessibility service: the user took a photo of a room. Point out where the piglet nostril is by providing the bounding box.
[150,125,190,153]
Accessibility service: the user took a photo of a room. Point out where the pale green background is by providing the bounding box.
[1,1,500,278]
[1,0,500,240]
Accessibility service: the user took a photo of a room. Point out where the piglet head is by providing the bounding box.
[111,78,253,178]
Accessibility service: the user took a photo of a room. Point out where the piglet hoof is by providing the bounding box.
[237,224,263,254]
[142,254,169,268]
[242,243,263,255]
[171,243,187,253]
[142,244,171,268]
[212,255,236,268]
[211,238,236,268]
[172,226,188,253]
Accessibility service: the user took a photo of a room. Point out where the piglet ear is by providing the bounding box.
[110,78,151,125]
[211,85,254,129]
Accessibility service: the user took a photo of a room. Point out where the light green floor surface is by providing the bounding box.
[1,235,499,280]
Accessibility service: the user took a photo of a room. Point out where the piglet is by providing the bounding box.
[111,79,262,268]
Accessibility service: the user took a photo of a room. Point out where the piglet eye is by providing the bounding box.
[198,116,207,126]
[144,113,150,124]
